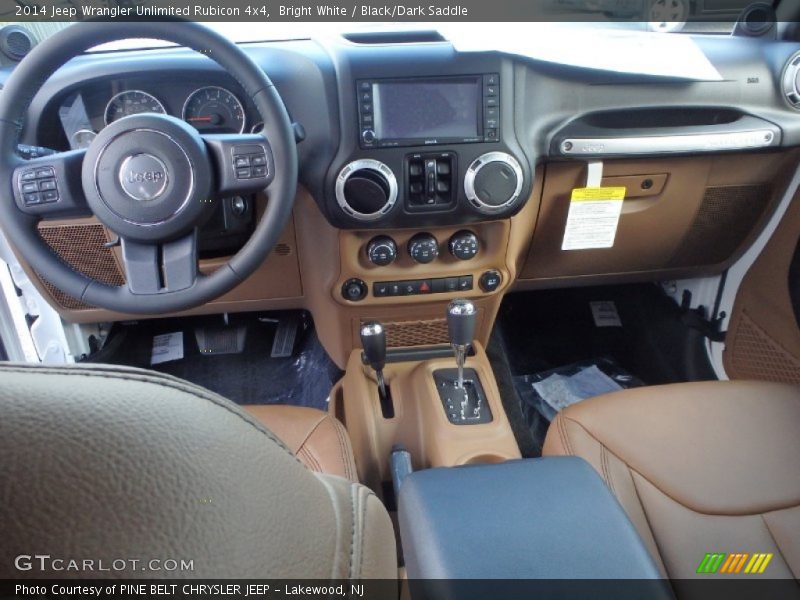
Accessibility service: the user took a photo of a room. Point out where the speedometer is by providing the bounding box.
[104,90,166,125]
[182,86,245,134]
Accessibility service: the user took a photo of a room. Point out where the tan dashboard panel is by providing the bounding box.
[724,183,800,384]
[25,194,304,323]
[519,151,798,284]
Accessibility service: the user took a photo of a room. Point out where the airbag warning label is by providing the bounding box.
[561,187,626,251]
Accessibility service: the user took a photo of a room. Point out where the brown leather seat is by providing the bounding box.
[543,380,800,579]
[243,404,358,482]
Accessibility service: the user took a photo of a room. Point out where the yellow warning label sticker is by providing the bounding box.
[570,187,627,202]
[562,187,627,251]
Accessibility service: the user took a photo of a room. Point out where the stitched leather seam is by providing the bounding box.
[0,364,301,465]
[357,488,368,578]
[298,447,322,473]
[560,415,800,516]
[332,419,355,482]
[761,513,800,580]
[557,415,574,455]
[628,469,673,582]
[348,482,357,579]
[601,445,617,496]
[296,415,328,456]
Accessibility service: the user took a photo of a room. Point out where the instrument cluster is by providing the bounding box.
[58,80,263,151]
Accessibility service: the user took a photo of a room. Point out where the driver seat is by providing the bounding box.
[0,362,396,579]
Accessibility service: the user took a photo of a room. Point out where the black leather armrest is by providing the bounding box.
[399,457,666,586]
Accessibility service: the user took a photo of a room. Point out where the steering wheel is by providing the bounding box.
[0,22,297,314]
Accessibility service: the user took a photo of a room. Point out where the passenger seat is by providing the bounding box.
[543,380,800,578]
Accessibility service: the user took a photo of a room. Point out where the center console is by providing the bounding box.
[332,299,521,493]
[398,458,670,594]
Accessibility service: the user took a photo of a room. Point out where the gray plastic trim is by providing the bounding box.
[560,130,776,156]
[334,158,397,222]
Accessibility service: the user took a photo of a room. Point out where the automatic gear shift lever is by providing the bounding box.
[447,299,477,390]
[360,322,393,418]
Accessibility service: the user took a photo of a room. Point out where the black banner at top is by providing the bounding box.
[0,0,757,23]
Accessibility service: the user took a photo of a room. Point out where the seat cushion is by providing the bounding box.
[543,380,800,579]
[244,404,358,482]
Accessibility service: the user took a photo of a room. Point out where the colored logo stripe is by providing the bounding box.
[697,553,726,574]
[697,552,774,574]
[744,553,774,574]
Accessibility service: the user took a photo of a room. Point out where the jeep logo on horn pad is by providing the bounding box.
[119,153,169,202]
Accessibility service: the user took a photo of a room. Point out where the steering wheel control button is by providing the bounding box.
[366,235,398,266]
[449,230,480,261]
[408,233,439,264]
[119,153,169,202]
[479,270,503,293]
[232,145,269,181]
[342,278,368,302]
[18,167,60,205]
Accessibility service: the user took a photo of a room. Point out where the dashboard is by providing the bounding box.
[6,30,800,335]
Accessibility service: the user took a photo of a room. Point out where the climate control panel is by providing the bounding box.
[366,231,481,266]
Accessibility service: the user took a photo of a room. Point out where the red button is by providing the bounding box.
[420,281,431,293]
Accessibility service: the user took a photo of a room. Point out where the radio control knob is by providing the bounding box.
[362,129,376,144]
[367,235,397,266]
[449,230,480,261]
[464,152,524,214]
[408,233,439,264]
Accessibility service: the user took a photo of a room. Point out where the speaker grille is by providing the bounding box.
[667,184,772,268]
[37,224,125,310]
[378,318,450,348]
[727,311,800,384]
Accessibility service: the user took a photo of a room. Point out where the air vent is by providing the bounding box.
[732,2,775,37]
[343,30,445,45]
[0,26,33,61]
[782,51,800,109]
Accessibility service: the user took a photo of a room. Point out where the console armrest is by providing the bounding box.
[399,457,663,581]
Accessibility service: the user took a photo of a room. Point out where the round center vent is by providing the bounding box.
[335,159,398,221]
[781,51,800,109]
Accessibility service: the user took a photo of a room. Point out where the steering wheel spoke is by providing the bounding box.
[12,150,90,219]
[120,231,199,295]
[203,134,274,198]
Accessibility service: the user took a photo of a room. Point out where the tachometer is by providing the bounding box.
[104,90,166,125]
[182,86,245,134]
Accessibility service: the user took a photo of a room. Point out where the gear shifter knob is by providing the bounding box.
[360,322,386,372]
[447,299,477,347]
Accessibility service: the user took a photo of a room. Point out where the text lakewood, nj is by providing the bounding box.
[20,3,469,19]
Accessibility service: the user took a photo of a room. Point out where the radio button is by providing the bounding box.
[484,74,499,85]
[485,97,498,108]
[362,129,376,144]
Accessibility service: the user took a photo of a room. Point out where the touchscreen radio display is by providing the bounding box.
[372,77,481,141]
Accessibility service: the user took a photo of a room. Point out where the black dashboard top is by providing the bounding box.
[4,32,800,230]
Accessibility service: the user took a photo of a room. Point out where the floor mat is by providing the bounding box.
[499,283,717,385]
[492,283,717,453]
[84,312,342,410]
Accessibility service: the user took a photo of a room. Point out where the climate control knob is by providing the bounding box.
[366,235,398,266]
[449,230,480,261]
[336,159,398,222]
[464,152,524,214]
[408,233,439,264]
